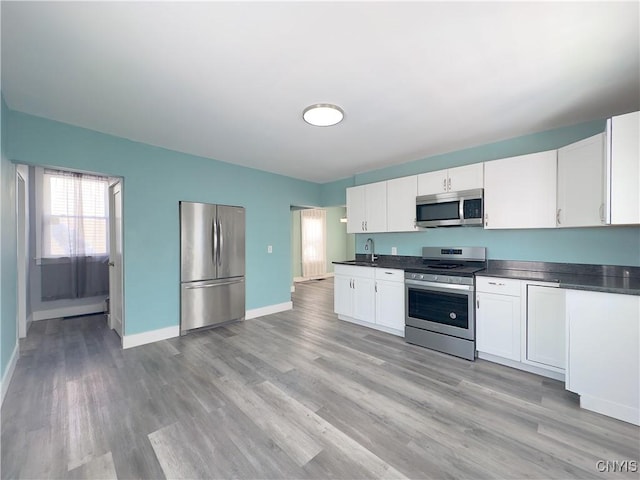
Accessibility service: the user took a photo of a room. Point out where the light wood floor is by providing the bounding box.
[2,278,638,479]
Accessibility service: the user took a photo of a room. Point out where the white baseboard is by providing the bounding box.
[246,301,292,319]
[32,302,105,321]
[580,394,640,426]
[477,352,565,381]
[337,314,404,338]
[123,325,180,349]
[1,343,19,406]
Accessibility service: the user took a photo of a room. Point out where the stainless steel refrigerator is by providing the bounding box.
[180,201,245,335]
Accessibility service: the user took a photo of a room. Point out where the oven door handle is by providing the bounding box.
[405,279,473,293]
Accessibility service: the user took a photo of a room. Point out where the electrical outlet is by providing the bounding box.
[267,245,273,253]
[391,247,397,255]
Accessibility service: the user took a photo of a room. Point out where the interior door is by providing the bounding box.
[108,181,124,339]
[216,205,245,279]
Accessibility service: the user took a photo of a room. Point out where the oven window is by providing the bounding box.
[417,201,460,221]
[408,288,469,329]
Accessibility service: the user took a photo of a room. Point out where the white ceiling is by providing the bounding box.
[2,2,639,183]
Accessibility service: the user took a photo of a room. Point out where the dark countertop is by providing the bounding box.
[333,256,640,296]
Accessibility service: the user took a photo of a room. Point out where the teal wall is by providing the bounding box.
[1,98,18,379]
[325,206,351,273]
[6,109,321,335]
[320,119,640,267]
[320,119,607,207]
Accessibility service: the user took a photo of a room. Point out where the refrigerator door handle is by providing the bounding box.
[184,280,243,289]
[212,217,218,266]
[218,218,224,266]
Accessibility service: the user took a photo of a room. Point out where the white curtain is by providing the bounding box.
[38,168,110,300]
[301,208,327,278]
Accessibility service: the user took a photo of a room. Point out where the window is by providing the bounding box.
[40,169,109,258]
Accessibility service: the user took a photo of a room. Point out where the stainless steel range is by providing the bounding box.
[405,247,486,361]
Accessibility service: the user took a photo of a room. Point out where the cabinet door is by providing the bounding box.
[387,176,418,232]
[364,181,388,233]
[346,185,366,233]
[557,133,605,227]
[609,111,640,225]
[476,292,521,361]
[484,150,557,229]
[448,163,484,192]
[334,274,353,316]
[375,280,405,333]
[352,276,375,322]
[417,170,448,195]
[566,289,640,425]
[526,286,565,369]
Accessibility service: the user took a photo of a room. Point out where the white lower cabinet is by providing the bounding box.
[374,268,405,334]
[476,277,522,361]
[475,276,564,379]
[566,289,640,426]
[334,265,404,337]
[525,285,565,370]
[334,265,375,323]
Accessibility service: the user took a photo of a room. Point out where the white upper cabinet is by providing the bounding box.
[417,170,448,195]
[557,133,606,227]
[484,150,557,229]
[448,163,484,192]
[417,163,483,195]
[386,176,418,232]
[346,181,387,233]
[607,111,639,225]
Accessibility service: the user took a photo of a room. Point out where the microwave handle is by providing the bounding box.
[459,199,464,221]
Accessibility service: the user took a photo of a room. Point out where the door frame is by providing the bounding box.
[16,169,28,338]
[108,178,125,343]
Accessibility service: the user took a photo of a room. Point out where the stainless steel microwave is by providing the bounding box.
[416,188,483,227]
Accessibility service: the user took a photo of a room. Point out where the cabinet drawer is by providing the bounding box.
[476,276,521,296]
[375,268,404,282]
[334,264,375,278]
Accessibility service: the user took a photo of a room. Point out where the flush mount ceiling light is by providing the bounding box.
[303,104,344,127]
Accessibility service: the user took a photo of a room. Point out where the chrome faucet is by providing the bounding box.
[365,237,377,263]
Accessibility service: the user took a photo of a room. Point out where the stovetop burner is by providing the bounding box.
[411,246,488,278]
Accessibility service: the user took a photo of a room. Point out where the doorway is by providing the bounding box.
[290,205,354,293]
[16,165,124,344]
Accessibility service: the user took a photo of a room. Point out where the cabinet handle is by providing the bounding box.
[375,282,378,293]
[353,279,356,289]
[365,221,368,231]
[556,208,561,225]
[484,213,489,227]
[476,299,479,309]
[599,203,605,223]
[447,177,451,191]
[361,221,365,231]
[443,178,447,191]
